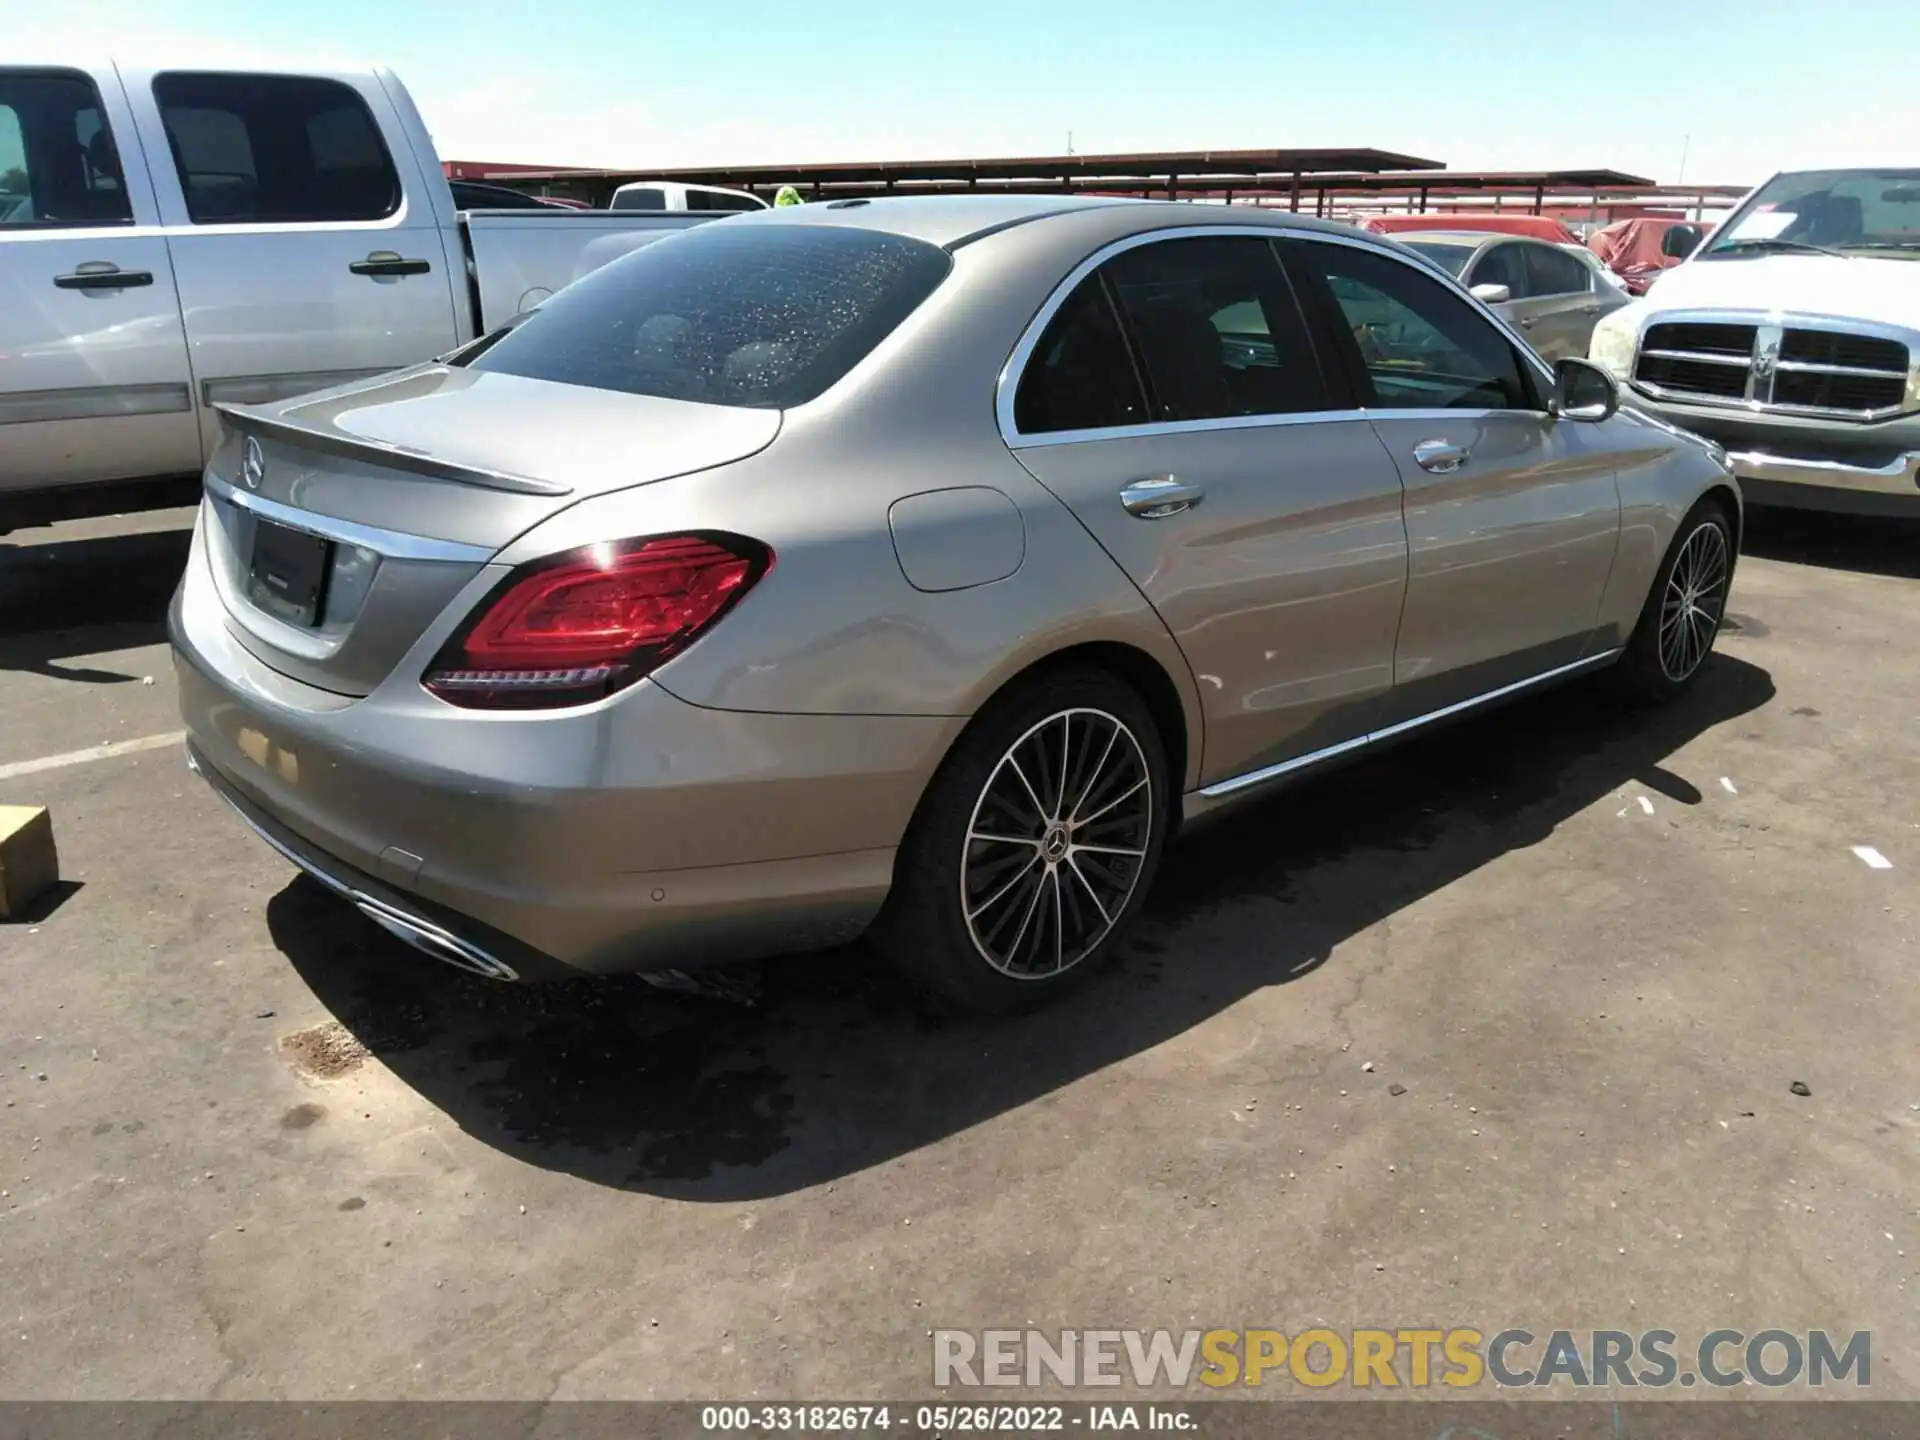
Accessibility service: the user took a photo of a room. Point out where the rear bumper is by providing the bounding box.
[186,745,561,981]
[1623,392,1920,515]
[169,533,963,977]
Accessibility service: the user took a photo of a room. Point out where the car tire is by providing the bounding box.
[1614,496,1736,702]
[873,667,1171,1014]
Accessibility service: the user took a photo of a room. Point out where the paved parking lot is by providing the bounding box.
[1,505,1917,1399]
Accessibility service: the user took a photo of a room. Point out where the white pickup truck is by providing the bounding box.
[1589,167,1920,515]
[1,57,717,530]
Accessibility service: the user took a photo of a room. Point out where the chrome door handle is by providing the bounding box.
[1120,475,1204,518]
[1517,316,1535,328]
[1412,440,1470,474]
[1582,304,1601,315]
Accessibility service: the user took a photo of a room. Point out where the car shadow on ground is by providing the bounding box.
[0,527,191,678]
[1740,507,1920,581]
[269,653,1775,1201]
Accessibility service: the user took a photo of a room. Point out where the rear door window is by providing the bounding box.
[153,72,400,223]
[0,68,132,227]
[611,186,667,211]
[1467,242,1529,297]
[1523,242,1592,296]
[1013,274,1150,434]
[464,223,952,408]
[1102,236,1327,422]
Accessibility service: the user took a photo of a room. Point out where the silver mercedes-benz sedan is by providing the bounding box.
[171,196,1739,1012]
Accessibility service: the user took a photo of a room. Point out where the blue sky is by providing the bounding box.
[23,0,1920,185]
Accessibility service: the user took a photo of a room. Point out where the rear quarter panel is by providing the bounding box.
[489,212,1210,789]
[502,435,1205,789]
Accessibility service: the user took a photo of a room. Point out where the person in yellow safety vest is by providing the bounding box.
[774,185,804,207]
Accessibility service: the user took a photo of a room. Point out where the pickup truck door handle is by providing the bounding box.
[53,267,154,291]
[1120,475,1204,518]
[1412,439,1471,474]
[349,253,432,278]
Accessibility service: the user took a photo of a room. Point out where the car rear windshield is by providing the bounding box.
[1402,240,1475,277]
[463,223,953,408]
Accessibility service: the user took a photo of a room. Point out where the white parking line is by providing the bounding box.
[0,731,186,782]
[1852,846,1894,871]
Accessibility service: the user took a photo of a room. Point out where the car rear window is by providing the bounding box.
[1402,241,1475,277]
[465,223,952,408]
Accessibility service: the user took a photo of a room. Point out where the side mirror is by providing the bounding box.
[1661,224,1702,259]
[1552,357,1620,422]
[1469,282,1511,305]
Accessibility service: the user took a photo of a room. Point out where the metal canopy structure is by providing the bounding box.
[483,151,1747,221]
[491,146,1443,207]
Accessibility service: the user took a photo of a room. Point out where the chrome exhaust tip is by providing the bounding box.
[188,743,523,982]
[355,899,520,982]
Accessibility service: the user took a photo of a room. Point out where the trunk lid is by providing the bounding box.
[203,364,780,697]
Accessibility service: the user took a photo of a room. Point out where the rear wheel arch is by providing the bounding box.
[973,641,1191,810]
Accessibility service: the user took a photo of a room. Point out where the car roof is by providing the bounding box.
[1394,230,1517,247]
[717,193,1380,250]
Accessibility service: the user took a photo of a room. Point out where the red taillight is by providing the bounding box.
[424,532,772,709]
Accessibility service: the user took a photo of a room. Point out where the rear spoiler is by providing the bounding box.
[213,396,573,498]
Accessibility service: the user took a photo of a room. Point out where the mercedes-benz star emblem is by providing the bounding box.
[241,436,265,490]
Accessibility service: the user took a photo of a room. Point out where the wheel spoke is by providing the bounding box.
[1054,714,1072,818]
[1048,868,1065,974]
[970,851,1040,924]
[968,842,1037,891]
[1075,776,1146,830]
[969,831,1041,848]
[1069,722,1121,823]
[1691,608,1715,665]
[1000,866,1047,968]
[1065,854,1113,928]
[1003,755,1049,826]
[1070,842,1147,858]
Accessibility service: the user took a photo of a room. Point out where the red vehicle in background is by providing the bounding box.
[1587,217,1708,294]
[1358,213,1582,245]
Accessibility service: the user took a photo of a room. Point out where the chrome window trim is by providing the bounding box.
[1006,405,1520,450]
[204,472,496,564]
[1197,649,1622,800]
[996,223,1556,451]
